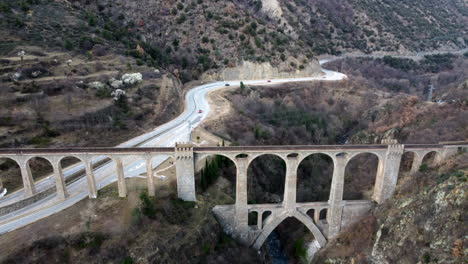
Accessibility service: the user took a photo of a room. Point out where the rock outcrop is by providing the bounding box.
[201,60,323,81]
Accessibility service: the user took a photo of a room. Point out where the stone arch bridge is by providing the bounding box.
[0,141,466,249]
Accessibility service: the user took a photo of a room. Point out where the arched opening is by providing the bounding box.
[261,217,317,263]
[306,209,315,221]
[235,153,249,159]
[296,153,334,202]
[27,157,54,185]
[0,158,22,197]
[458,147,466,154]
[421,151,438,168]
[344,153,379,200]
[196,155,236,203]
[319,208,327,221]
[399,152,415,174]
[247,154,286,204]
[262,211,272,223]
[59,156,85,186]
[248,211,258,227]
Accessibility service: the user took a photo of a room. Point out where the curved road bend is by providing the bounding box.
[0,62,346,234]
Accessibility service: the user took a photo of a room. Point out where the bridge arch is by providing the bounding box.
[344,152,381,200]
[421,150,442,167]
[57,156,86,187]
[399,151,416,174]
[0,157,22,196]
[246,152,287,167]
[247,154,286,204]
[197,153,237,198]
[252,210,327,250]
[24,156,54,182]
[296,153,334,202]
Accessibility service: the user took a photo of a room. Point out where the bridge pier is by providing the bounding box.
[410,152,424,174]
[114,157,127,198]
[373,144,404,204]
[52,158,69,201]
[328,154,346,237]
[283,156,299,210]
[175,143,196,202]
[146,155,156,197]
[17,158,36,197]
[84,158,98,199]
[436,146,459,164]
[235,157,249,229]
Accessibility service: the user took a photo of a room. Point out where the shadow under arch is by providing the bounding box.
[196,154,237,201]
[399,151,415,174]
[296,153,334,202]
[0,157,22,195]
[252,210,327,250]
[58,156,86,186]
[344,152,381,200]
[247,154,286,204]
[25,156,54,182]
[421,150,440,167]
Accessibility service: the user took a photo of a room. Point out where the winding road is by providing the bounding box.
[0,61,347,234]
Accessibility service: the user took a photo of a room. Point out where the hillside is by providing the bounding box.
[0,1,467,263]
[274,0,468,54]
[314,152,468,264]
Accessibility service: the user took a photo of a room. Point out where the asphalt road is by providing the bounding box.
[0,63,346,234]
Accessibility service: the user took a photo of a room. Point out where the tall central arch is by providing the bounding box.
[252,210,327,250]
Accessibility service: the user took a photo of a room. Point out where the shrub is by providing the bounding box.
[177,2,184,10]
[293,238,308,262]
[121,257,134,264]
[419,164,429,172]
[176,14,186,24]
[139,192,156,218]
[0,2,11,13]
[63,40,73,50]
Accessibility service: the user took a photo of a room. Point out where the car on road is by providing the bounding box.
[225,83,230,86]
[198,109,203,113]
[267,80,271,83]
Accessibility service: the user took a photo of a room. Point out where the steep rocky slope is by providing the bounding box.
[314,152,468,264]
[274,0,467,54]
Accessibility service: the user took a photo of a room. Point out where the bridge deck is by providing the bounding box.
[0,143,464,155]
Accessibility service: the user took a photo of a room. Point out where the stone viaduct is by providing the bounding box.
[0,141,466,249]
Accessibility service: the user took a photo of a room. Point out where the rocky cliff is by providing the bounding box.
[314,152,468,264]
[201,60,323,81]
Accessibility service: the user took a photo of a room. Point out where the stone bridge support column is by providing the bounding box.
[145,155,156,197]
[283,156,299,210]
[51,157,69,201]
[84,157,97,199]
[175,143,196,201]
[114,157,127,198]
[373,144,404,204]
[410,152,424,174]
[235,157,249,229]
[328,154,346,238]
[436,146,459,164]
[17,158,36,197]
